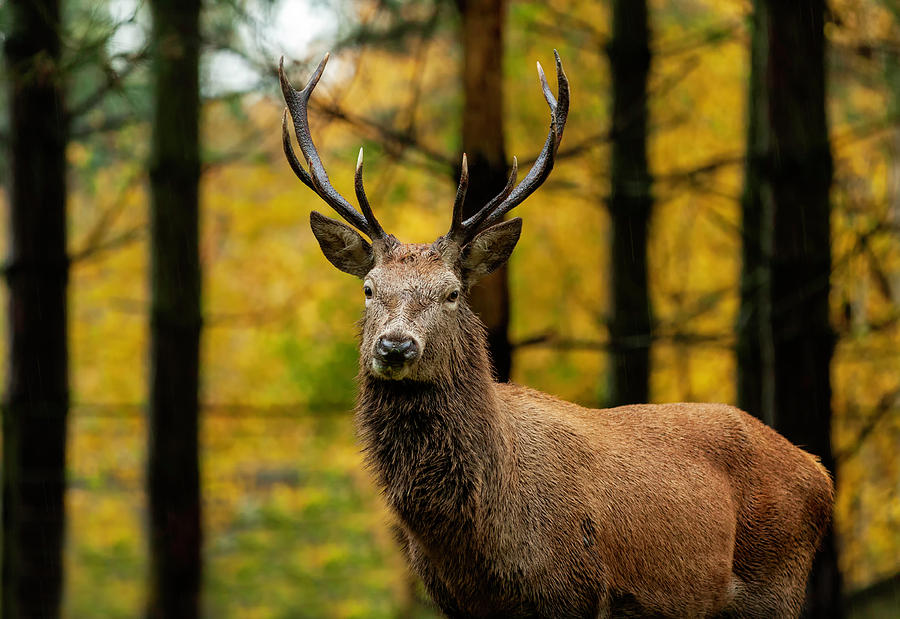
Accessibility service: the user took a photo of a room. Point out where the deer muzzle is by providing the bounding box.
[372,334,420,380]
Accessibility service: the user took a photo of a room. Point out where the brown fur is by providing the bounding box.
[311,230,833,618]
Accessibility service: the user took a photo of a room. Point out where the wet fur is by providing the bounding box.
[335,239,832,618]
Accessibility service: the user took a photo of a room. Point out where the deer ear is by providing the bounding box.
[459,218,522,284]
[310,211,374,278]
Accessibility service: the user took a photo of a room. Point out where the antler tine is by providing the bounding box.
[280,54,387,240]
[451,153,469,232]
[355,148,388,241]
[448,156,517,245]
[281,109,315,191]
[455,50,569,242]
[461,157,519,228]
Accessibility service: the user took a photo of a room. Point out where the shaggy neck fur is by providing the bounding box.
[355,307,509,550]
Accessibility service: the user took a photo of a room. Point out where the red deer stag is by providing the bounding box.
[278,52,833,618]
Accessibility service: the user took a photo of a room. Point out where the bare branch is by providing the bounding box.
[835,387,900,463]
[67,49,150,121]
[70,226,145,264]
[513,330,732,351]
[312,99,456,171]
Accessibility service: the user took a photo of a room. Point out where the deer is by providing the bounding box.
[278,51,834,619]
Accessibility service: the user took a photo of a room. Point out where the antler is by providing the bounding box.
[279,54,389,243]
[447,50,569,247]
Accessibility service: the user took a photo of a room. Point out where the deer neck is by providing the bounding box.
[355,345,508,545]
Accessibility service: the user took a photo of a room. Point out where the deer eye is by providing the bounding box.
[446,290,460,303]
[363,285,373,299]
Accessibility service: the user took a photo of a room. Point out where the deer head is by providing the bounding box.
[279,52,568,382]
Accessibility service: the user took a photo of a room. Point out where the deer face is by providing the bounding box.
[309,215,522,381]
[359,246,460,381]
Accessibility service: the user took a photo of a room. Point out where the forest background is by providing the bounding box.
[1,0,899,617]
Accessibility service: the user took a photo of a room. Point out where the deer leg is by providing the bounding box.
[719,571,806,619]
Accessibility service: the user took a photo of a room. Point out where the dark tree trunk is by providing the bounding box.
[146,0,203,616]
[2,1,69,617]
[456,0,512,382]
[737,4,765,421]
[752,1,843,614]
[606,0,653,406]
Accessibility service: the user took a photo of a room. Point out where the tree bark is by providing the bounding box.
[2,1,69,617]
[146,0,203,616]
[753,1,843,614]
[737,4,765,421]
[607,0,653,406]
[456,0,512,382]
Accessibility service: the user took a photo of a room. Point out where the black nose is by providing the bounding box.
[375,336,419,366]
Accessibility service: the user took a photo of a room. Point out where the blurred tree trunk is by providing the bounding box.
[737,4,765,421]
[456,0,512,382]
[607,0,653,406]
[146,0,203,616]
[2,1,69,617]
[750,1,842,614]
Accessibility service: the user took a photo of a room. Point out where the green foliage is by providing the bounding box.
[279,330,358,411]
